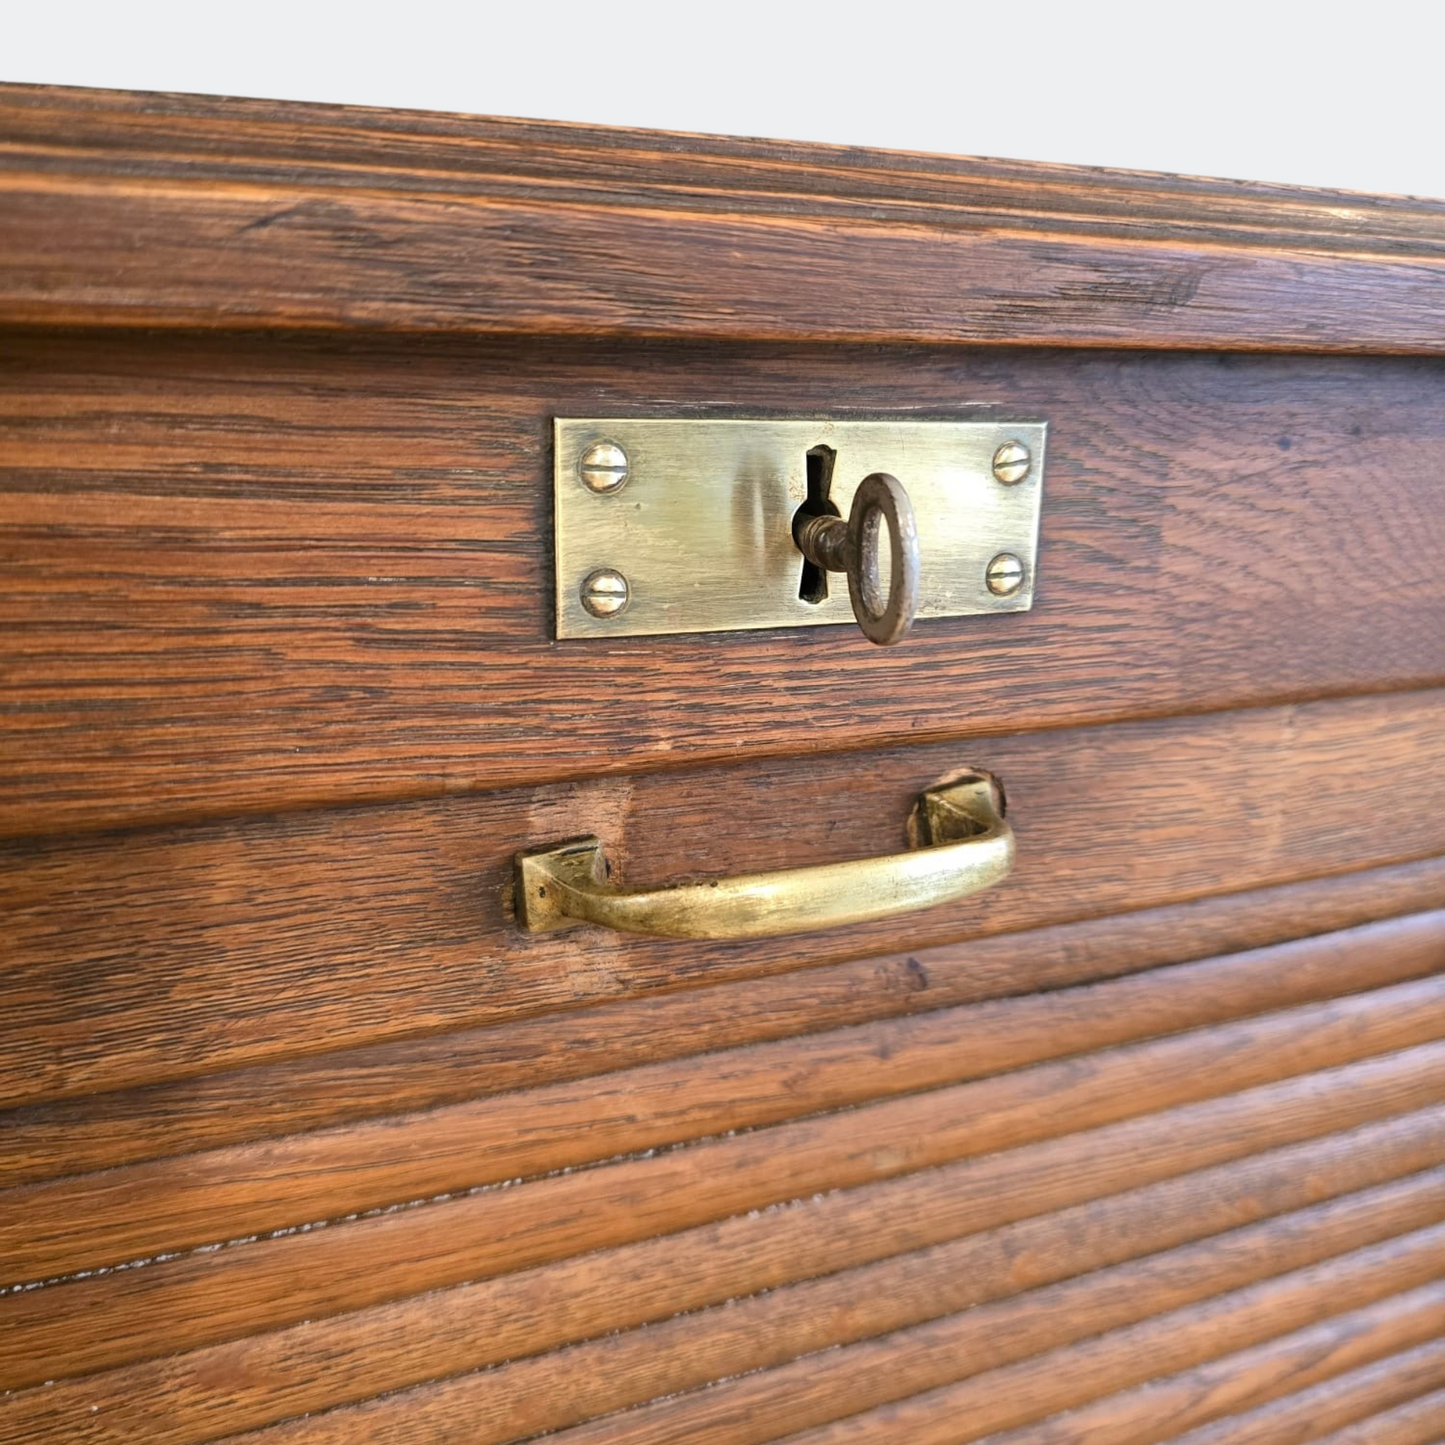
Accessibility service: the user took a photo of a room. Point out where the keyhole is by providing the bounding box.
[793,444,839,604]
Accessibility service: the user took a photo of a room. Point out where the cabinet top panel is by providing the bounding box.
[1,82,1445,350]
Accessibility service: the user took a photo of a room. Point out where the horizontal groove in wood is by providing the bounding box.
[1306,1389,1445,1445]
[5,867,1443,1192]
[1,969,1437,1292]
[777,1288,1445,1445]
[6,918,1439,1284]
[7,867,1441,1192]
[967,1292,1445,1445]
[3,335,1445,838]
[1163,1342,1445,1445]
[6,1113,1438,1444]
[279,1212,1445,1445]
[6,692,1444,1108]
[1,84,1444,349]
[615,1236,1445,1445]
[3,1038,1439,1392]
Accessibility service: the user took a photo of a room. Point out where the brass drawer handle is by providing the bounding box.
[514,771,1012,940]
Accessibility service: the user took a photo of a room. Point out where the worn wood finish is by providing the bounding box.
[4,922,1441,1285]
[5,85,1445,1445]
[2,332,1444,836]
[5,691,1444,1107]
[3,1027,1439,1390]
[1064,1344,1445,1445]
[6,1112,1438,1444]
[834,1298,1445,1445]
[256,1277,1445,1445]
[433,1229,1445,1445]
[4,860,1443,1190]
[968,1310,1445,1445]
[2,86,1445,349]
[8,1053,1442,1387]
[672,1255,1444,1445]
[1307,1390,1445,1445]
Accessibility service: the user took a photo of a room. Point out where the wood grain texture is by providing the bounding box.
[2,332,1444,836]
[417,1224,1445,1445]
[2,1019,1438,1389]
[917,1305,1445,1445]
[6,1110,1437,1444]
[249,1232,1445,1445]
[5,82,1445,1445]
[4,860,1441,1190]
[5,691,1442,1108]
[966,1300,1445,1445]
[3,920,1440,1285]
[1,85,1445,349]
[1306,1389,1445,1445]
[1163,1344,1445,1445]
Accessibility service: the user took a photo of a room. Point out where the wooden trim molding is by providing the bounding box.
[2,83,1445,349]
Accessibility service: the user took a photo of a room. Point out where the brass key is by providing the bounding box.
[793,471,921,645]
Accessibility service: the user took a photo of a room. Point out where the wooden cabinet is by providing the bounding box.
[0,84,1442,1444]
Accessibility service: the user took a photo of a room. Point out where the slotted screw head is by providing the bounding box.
[986,553,1025,597]
[580,567,630,618]
[578,440,629,494]
[992,441,1032,485]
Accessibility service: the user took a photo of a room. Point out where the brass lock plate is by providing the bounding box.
[553,417,1046,639]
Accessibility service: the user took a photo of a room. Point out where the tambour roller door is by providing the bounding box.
[0,81,1443,1445]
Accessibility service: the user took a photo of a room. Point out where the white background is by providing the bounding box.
[5,1,1444,200]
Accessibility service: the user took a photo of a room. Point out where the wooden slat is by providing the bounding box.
[1163,1343,1445,1445]
[5,693,1445,1108]
[242,1211,1445,1445]
[2,1035,1438,1392]
[9,1106,1441,1444]
[3,331,1445,837]
[1,86,1444,349]
[5,921,1438,1283]
[613,1238,1445,1445]
[6,1115,1433,1445]
[1307,1390,1445,1445]
[6,866,1440,1190]
[817,1294,1445,1445]
[966,1297,1445,1445]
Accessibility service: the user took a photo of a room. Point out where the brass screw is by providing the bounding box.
[992,440,1031,485]
[986,553,1025,596]
[580,567,630,618]
[578,440,629,494]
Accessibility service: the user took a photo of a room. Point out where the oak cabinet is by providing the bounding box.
[0,83,1442,1445]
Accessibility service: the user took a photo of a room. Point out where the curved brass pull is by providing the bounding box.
[514,771,1012,940]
